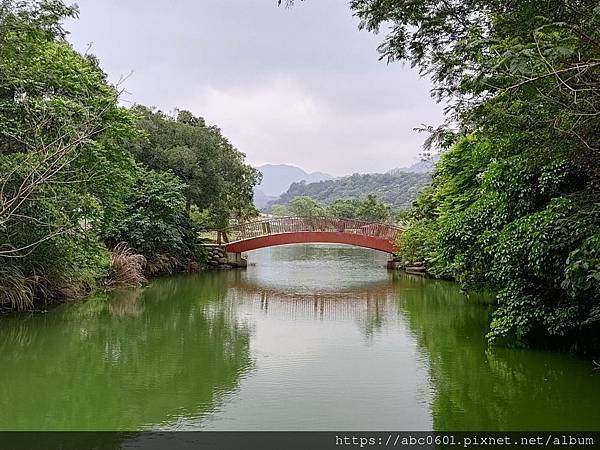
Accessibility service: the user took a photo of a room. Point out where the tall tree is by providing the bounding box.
[289,196,324,217]
[129,106,261,228]
[111,167,199,259]
[326,195,390,222]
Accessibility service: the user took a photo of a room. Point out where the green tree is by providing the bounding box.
[111,168,199,259]
[326,196,390,222]
[326,199,360,219]
[0,0,139,308]
[130,106,261,228]
[289,196,324,218]
[356,195,390,222]
[270,204,290,217]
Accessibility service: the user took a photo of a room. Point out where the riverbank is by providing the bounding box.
[0,242,246,315]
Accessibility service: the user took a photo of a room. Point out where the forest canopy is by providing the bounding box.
[269,171,431,212]
[271,194,391,222]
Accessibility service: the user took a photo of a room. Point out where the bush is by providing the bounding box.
[111,167,200,260]
[396,136,599,350]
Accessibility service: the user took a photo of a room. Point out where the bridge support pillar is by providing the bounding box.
[203,244,247,269]
[387,257,403,270]
[227,252,247,268]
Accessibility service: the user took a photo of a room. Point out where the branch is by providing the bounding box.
[505,62,600,91]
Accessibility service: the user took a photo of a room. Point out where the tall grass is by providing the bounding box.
[106,243,146,288]
[0,261,95,311]
[0,265,35,311]
[145,254,180,276]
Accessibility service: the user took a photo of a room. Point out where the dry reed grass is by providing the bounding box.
[0,266,35,311]
[106,243,147,288]
[145,254,180,276]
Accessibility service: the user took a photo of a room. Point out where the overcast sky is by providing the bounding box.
[66,0,443,176]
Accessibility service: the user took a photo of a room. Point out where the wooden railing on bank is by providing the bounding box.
[211,216,402,245]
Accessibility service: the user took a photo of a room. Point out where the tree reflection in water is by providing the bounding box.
[0,248,598,432]
[392,273,600,431]
[0,273,252,431]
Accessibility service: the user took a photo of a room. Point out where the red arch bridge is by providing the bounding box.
[208,217,403,268]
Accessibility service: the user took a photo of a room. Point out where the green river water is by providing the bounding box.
[0,244,598,431]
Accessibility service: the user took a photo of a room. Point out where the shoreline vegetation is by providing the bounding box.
[1,1,599,356]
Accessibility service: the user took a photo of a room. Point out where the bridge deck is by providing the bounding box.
[214,217,402,254]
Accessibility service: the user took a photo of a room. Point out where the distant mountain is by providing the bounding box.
[267,171,431,211]
[255,164,333,197]
[388,155,441,175]
[253,189,278,209]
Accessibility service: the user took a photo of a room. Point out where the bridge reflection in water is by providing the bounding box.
[229,276,394,322]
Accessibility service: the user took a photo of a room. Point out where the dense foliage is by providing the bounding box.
[130,106,261,228]
[288,196,324,218]
[0,1,259,310]
[111,167,199,259]
[0,0,137,308]
[269,171,430,212]
[352,0,600,350]
[326,195,390,222]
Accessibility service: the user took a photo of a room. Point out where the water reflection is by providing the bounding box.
[231,277,392,332]
[0,276,252,431]
[0,245,597,432]
[394,274,600,431]
[243,244,392,293]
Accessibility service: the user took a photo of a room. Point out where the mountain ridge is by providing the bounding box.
[266,171,431,211]
[254,158,440,210]
[254,163,334,202]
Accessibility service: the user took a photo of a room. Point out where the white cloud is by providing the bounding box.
[66,0,444,175]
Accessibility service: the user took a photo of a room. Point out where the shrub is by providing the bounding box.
[111,168,200,259]
[0,265,36,311]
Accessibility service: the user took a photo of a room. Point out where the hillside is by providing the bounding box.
[253,189,278,209]
[255,164,333,197]
[267,171,431,211]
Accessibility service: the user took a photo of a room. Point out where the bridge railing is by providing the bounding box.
[212,216,402,244]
